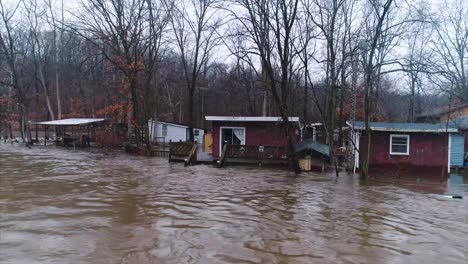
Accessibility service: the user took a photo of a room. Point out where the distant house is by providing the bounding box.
[416,103,468,123]
[417,103,467,168]
[347,121,458,175]
[148,120,204,146]
[205,116,301,161]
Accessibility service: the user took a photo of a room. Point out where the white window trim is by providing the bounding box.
[389,134,410,156]
[219,126,246,155]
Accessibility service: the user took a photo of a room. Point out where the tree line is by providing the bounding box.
[1,0,466,176]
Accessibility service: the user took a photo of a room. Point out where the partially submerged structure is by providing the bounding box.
[347,121,458,175]
[205,116,301,166]
[294,139,330,172]
[34,118,106,146]
[148,119,204,148]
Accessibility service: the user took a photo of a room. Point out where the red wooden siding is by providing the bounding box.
[359,131,448,175]
[211,121,289,158]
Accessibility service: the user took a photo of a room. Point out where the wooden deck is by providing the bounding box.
[124,144,170,157]
[217,144,288,168]
[196,148,213,164]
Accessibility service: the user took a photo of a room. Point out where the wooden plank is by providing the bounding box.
[184,144,198,167]
[218,144,228,168]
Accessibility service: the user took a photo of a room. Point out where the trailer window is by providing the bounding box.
[390,134,410,155]
[162,124,167,136]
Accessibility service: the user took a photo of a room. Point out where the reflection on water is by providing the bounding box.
[0,143,467,264]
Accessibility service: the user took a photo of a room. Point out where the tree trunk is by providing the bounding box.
[261,65,268,117]
[20,105,32,145]
[37,64,56,121]
[303,57,308,122]
[361,76,372,180]
[56,66,61,120]
[54,28,62,120]
[188,84,195,141]
[284,119,301,174]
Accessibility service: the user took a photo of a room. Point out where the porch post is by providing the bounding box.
[447,133,451,174]
[354,131,360,174]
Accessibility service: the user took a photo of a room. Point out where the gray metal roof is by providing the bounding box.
[347,121,458,133]
[294,139,330,157]
[205,116,300,122]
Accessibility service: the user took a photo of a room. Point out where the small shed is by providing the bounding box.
[347,121,458,175]
[294,139,330,172]
[205,116,301,162]
[148,119,204,147]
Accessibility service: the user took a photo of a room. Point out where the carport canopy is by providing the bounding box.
[34,118,105,126]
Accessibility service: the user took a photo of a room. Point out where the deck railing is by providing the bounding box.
[169,142,198,166]
[223,144,287,160]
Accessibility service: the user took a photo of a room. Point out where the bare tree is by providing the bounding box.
[169,0,222,141]
[230,0,302,173]
[0,0,33,144]
[403,16,432,121]
[70,0,171,147]
[24,0,56,121]
[360,0,394,179]
[428,0,467,102]
[45,0,63,120]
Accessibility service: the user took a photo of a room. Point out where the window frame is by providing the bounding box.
[219,126,246,155]
[389,134,410,156]
[162,124,168,137]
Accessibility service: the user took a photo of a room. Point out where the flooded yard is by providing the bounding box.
[0,143,467,264]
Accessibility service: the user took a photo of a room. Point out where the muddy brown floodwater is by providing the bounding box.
[0,144,467,264]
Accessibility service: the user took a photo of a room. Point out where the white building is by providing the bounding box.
[148,120,204,146]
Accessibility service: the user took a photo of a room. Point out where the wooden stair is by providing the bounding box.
[169,142,198,166]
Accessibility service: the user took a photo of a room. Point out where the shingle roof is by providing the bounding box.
[347,121,457,133]
[417,103,468,118]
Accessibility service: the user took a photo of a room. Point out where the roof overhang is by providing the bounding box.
[205,116,300,122]
[148,119,204,130]
[34,118,106,126]
[346,121,458,133]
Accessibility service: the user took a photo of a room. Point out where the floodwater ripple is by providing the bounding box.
[0,143,467,264]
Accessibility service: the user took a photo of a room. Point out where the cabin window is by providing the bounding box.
[220,127,245,154]
[194,130,200,136]
[162,124,167,136]
[390,134,410,155]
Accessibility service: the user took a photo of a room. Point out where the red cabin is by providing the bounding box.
[205,116,300,161]
[348,121,458,176]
